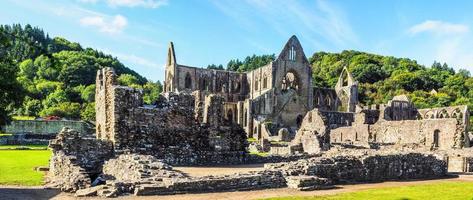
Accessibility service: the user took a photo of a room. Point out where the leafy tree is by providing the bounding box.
[81,102,95,122]
[143,81,162,104]
[226,54,275,72]
[80,84,95,103]
[50,37,82,52]
[0,28,24,125]
[39,102,81,119]
[18,59,36,79]
[35,55,57,80]
[207,64,224,70]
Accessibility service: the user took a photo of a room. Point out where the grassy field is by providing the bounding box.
[11,116,35,120]
[263,181,473,200]
[0,145,48,150]
[0,150,51,186]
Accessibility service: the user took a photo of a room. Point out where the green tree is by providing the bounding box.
[81,102,95,122]
[143,81,162,104]
[0,29,24,125]
[18,59,36,79]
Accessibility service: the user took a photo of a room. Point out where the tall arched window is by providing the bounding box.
[184,73,192,89]
[263,76,268,89]
[433,130,440,148]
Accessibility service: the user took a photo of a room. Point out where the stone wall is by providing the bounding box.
[134,170,287,196]
[48,151,91,192]
[2,120,93,145]
[49,127,114,173]
[4,120,92,135]
[48,127,114,192]
[265,153,447,183]
[95,68,248,165]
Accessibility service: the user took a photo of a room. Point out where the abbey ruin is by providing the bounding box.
[46,36,473,197]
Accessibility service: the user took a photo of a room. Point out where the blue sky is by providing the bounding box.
[1,0,473,82]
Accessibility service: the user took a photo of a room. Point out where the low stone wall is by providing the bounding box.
[285,176,333,191]
[265,153,447,183]
[4,120,92,135]
[134,170,287,196]
[103,154,184,183]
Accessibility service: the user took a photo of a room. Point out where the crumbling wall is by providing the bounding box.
[95,68,247,165]
[291,109,330,154]
[134,170,287,196]
[49,127,113,173]
[102,154,184,184]
[48,127,113,192]
[265,153,447,183]
[48,151,91,192]
[372,119,465,149]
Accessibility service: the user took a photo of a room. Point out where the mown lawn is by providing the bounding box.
[0,150,51,186]
[0,145,48,150]
[263,181,473,200]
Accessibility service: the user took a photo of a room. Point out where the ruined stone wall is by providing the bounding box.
[48,152,91,192]
[319,111,354,128]
[96,68,248,165]
[312,87,339,111]
[291,109,331,154]
[247,63,274,99]
[371,119,466,149]
[134,170,287,196]
[171,64,249,102]
[48,128,114,192]
[49,127,114,173]
[265,153,447,183]
[418,105,469,126]
[334,67,358,112]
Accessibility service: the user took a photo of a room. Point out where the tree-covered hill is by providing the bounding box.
[0,24,162,124]
[310,50,472,111]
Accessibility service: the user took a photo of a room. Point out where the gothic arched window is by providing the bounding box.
[184,73,192,89]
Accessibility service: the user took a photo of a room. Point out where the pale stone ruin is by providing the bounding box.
[46,36,472,197]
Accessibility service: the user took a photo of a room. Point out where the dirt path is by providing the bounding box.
[2,174,472,200]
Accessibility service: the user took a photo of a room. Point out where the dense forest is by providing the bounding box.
[0,24,471,127]
[0,24,162,124]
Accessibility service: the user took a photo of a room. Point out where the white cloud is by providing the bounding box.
[107,0,167,8]
[408,20,469,35]
[79,15,128,34]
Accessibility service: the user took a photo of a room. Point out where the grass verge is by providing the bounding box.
[262,181,473,200]
[0,150,51,186]
[12,116,35,120]
[0,145,48,150]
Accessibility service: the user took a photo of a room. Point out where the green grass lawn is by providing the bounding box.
[12,116,35,120]
[263,181,473,200]
[0,145,48,150]
[0,150,51,186]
